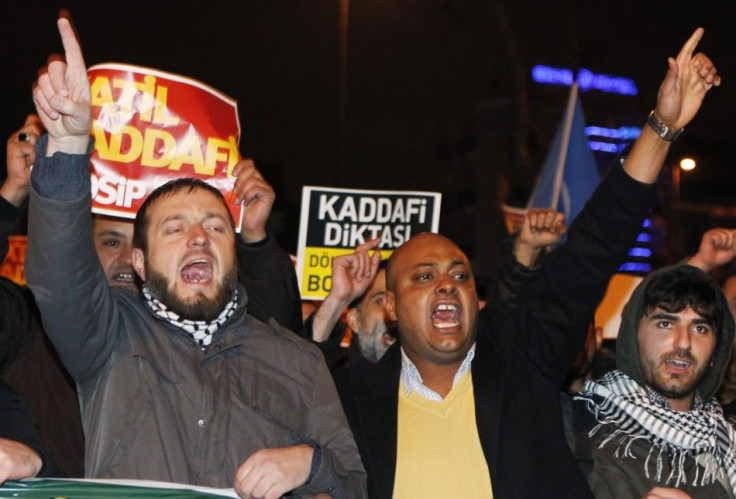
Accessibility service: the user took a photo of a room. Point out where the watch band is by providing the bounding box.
[647,110,683,141]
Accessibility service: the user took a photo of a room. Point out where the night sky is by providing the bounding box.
[3,1,736,275]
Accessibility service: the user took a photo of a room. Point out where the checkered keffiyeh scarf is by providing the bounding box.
[576,370,736,492]
[142,284,238,348]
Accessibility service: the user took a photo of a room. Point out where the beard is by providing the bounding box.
[640,349,708,401]
[145,262,238,322]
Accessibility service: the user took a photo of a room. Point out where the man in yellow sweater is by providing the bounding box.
[344,29,721,498]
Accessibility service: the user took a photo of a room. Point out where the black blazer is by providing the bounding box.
[345,163,657,498]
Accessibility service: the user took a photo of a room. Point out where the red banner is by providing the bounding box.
[87,64,243,229]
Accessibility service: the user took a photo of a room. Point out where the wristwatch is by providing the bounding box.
[647,110,683,141]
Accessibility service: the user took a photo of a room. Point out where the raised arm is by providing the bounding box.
[508,29,720,382]
[488,208,566,307]
[687,228,736,272]
[623,28,720,184]
[32,16,91,157]
[26,15,120,382]
[230,158,302,332]
[0,118,43,259]
[0,116,42,208]
[514,208,566,268]
[311,239,381,343]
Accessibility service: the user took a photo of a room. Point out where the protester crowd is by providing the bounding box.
[1,12,735,499]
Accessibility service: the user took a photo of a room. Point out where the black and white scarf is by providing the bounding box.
[576,370,736,492]
[142,284,238,348]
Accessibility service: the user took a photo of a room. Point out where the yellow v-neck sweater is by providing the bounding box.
[394,374,493,498]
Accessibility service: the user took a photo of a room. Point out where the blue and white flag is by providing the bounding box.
[526,83,600,224]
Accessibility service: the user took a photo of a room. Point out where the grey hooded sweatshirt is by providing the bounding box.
[584,264,736,498]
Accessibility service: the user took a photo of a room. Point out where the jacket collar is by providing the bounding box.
[126,284,249,383]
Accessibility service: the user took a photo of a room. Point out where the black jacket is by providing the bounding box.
[345,162,657,498]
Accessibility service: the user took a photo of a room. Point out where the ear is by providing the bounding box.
[381,331,396,347]
[132,248,146,281]
[383,291,397,321]
[346,308,360,333]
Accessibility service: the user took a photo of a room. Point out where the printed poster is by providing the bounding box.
[297,186,442,300]
[87,63,243,229]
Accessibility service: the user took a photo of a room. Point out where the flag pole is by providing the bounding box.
[550,82,579,209]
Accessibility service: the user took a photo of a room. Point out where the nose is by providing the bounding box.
[187,224,210,248]
[435,274,457,295]
[673,325,692,352]
[116,247,132,265]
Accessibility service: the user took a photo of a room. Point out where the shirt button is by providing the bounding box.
[198,419,205,427]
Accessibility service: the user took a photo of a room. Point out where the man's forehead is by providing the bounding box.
[388,233,469,287]
[371,269,387,289]
[395,233,467,263]
[149,188,229,219]
[367,270,387,296]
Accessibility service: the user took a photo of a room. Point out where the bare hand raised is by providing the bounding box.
[1,116,44,207]
[514,208,566,267]
[519,208,566,250]
[231,159,275,243]
[310,238,381,342]
[687,228,736,272]
[329,238,382,304]
[655,28,721,131]
[32,14,91,156]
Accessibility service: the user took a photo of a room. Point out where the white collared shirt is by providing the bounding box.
[399,343,476,401]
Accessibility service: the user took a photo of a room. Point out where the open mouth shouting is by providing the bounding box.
[432,302,460,329]
[180,256,214,285]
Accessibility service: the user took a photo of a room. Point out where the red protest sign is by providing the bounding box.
[87,64,243,229]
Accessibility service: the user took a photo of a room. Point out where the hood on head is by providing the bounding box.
[616,264,735,401]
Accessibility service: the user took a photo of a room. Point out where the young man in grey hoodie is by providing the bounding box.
[577,264,736,498]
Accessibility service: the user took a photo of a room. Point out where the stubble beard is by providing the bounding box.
[641,350,707,401]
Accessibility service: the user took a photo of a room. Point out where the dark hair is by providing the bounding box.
[133,178,235,252]
[348,259,388,310]
[642,265,726,335]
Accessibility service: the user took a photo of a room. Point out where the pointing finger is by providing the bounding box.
[675,27,703,67]
[57,16,86,71]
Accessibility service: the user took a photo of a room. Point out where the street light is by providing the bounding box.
[672,157,696,205]
[680,157,696,171]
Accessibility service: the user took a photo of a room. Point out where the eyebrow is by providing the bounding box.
[649,312,678,320]
[649,311,713,326]
[411,260,467,270]
[96,229,128,238]
[158,212,229,227]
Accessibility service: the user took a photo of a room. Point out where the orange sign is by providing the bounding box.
[0,236,28,286]
[87,64,243,229]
